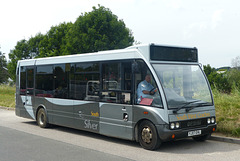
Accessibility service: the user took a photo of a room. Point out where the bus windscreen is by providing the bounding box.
[150,45,198,62]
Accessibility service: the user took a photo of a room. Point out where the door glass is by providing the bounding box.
[101,62,132,104]
[20,66,26,95]
[26,67,34,95]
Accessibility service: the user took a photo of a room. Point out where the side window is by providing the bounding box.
[20,66,26,95]
[134,60,163,108]
[36,65,54,97]
[54,64,70,99]
[74,62,100,101]
[101,62,132,104]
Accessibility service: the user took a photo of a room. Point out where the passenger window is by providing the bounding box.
[74,62,100,101]
[35,65,54,97]
[54,64,68,98]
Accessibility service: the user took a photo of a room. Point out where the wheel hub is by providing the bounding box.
[141,127,152,144]
[39,114,44,125]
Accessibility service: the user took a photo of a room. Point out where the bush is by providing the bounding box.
[203,64,240,93]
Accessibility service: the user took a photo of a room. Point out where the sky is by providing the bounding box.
[0,0,240,68]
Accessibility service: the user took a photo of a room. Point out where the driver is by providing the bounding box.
[137,74,157,104]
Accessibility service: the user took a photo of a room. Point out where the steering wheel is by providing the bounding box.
[149,88,156,95]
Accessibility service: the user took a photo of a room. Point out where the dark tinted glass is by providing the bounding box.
[35,65,54,97]
[75,73,100,101]
[101,62,132,104]
[54,64,68,98]
[150,45,198,62]
[26,68,34,95]
[76,63,99,72]
[20,66,26,95]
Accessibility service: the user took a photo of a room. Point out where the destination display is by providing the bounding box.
[150,45,198,62]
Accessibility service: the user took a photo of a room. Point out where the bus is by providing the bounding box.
[15,43,216,150]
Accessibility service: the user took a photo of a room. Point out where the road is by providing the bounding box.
[0,109,239,161]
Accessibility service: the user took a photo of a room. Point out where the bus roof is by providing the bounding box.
[18,48,143,66]
[18,43,198,66]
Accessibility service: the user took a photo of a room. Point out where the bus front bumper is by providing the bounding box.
[156,124,217,142]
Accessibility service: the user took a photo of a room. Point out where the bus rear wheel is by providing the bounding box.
[37,108,49,128]
[138,120,161,150]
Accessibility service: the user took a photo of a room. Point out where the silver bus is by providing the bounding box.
[15,43,216,150]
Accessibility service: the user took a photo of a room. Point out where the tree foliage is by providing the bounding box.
[8,39,30,81]
[64,5,134,54]
[7,5,134,81]
[203,64,240,93]
[231,56,240,70]
[0,49,8,84]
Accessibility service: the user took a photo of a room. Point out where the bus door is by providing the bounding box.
[19,65,35,119]
[99,102,133,140]
[99,62,133,140]
[26,66,34,107]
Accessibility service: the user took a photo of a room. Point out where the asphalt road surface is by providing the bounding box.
[0,109,239,161]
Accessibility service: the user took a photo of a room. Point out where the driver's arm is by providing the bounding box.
[142,88,157,95]
[142,90,150,94]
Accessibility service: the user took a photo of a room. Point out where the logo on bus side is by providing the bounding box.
[91,111,99,117]
[84,120,98,130]
[176,112,211,120]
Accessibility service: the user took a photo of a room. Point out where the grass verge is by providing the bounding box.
[0,85,15,108]
[213,88,240,137]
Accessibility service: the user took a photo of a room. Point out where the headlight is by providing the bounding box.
[176,122,180,128]
[207,118,211,124]
[170,123,175,129]
[211,117,215,123]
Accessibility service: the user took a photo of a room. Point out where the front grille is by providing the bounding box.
[180,118,208,129]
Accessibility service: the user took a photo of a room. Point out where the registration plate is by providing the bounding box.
[188,130,201,136]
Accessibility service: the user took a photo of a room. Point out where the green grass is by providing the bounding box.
[0,84,239,137]
[213,88,240,137]
[0,85,15,108]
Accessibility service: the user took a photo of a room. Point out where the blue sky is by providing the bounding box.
[1,0,239,68]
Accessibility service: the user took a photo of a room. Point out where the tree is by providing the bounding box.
[227,68,240,91]
[64,5,134,54]
[0,49,8,84]
[231,56,240,70]
[28,33,45,58]
[203,64,231,93]
[7,39,30,81]
[38,22,73,58]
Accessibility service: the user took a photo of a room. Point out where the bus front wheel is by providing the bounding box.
[37,108,49,128]
[138,120,161,150]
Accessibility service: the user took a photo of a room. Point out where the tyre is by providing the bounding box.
[192,133,211,142]
[138,120,161,150]
[37,108,49,128]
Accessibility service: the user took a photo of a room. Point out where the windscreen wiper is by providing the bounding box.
[185,102,212,112]
[173,100,201,114]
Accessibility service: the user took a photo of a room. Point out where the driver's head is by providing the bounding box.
[145,74,151,83]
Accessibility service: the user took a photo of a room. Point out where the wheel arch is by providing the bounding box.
[134,119,156,142]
